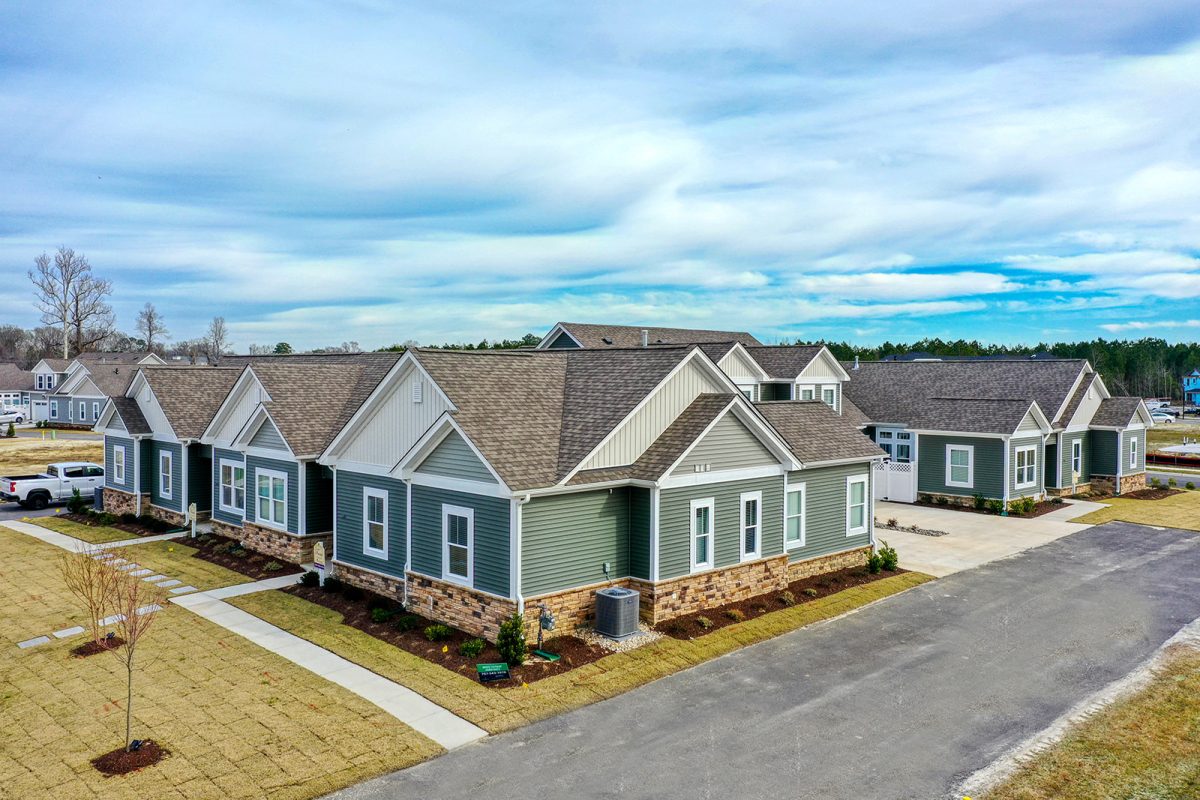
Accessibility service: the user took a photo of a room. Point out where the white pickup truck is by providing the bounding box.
[0,462,105,509]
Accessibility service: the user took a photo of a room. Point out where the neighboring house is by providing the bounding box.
[537,321,762,350]
[320,345,883,641]
[0,364,34,415]
[842,359,1152,504]
[95,367,242,522]
[1184,369,1200,406]
[51,352,166,427]
[197,353,403,563]
[26,358,70,422]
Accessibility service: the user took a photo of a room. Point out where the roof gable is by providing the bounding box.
[202,368,270,446]
[413,429,498,484]
[540,321,762,349]
[249,416,290,452]
[670,407,778,477]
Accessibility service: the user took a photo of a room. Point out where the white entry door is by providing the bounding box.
[873,461,917,503]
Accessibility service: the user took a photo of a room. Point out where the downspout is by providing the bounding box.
[133,437,142,511]
[403,479,412,608]
[515,493,531,614]
[1001,435,1011,515]
[1114,430,1123,496]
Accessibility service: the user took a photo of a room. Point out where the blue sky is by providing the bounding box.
[2,2,1199,350]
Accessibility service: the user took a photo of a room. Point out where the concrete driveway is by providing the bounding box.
[875,498,1107,577]
[329,522,1200,800]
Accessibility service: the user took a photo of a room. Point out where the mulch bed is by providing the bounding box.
[654,565,906,640]
[91,741,168,776]
[915,499,1064,519]
[283,583,609,687]
[187,533,303,581]
[60,512,182,538]
[70,637,125,658]
[1123,488,1184,501]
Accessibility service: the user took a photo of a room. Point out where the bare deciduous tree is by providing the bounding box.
[204,316,229,363]
[68,272,115,355]
[59,546,121,646]
[109,573,168,752]
[0,325,27,362]
[27,247,114,358]
[135,303,169,352]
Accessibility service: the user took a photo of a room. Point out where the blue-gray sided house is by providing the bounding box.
[55,352,164,428]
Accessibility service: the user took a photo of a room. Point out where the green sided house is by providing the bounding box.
[95,366,242,522]
[841,358,1152,506]
[321,345,884,641]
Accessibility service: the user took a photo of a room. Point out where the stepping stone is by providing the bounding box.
[98,614,126,626]
[108,558,128,565]
[129,568,152,577]
[115,563,140,572]
[142,574,167,583]
[135,604,163,616]
[53,626,85,639]
[157,579,182,588]
[169,585,197,595]
[93,553,116,560]
[17,636,51,649]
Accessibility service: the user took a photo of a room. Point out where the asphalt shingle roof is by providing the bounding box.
[551,322,761,349]
[1090,397,1144,428]
[139,367,243,439]
[756,401,885,463]
[110,396,151,435]
[744,346,825,380]
[75,351,159,365]
[0,364,33,392]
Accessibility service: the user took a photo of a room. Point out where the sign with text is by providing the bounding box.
[476,663,511,683]
[312,542,326,586]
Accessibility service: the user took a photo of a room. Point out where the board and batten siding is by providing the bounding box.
[1058,431,1090,487]
[334,470,407,579]
[415,430,496,483]
[1121,428,1146,473]
[338,366,452,468]
[579,359,725,472]
[719,348,763,381]
[917,434,1005,499]
[188,444,213,512]
[785,463,872,563]
[207,379,266,444]
[658,475,783,581]
[249,418,289,451]
[104,435,136,493]
[521,487,634,597]
[306,462,334,533]
[245,454,300,534]
[1009,437,1045,498]
[410,483,510,597]
[210,448,246,526]
[149,440,183,512]
[672,413,777,477]
[1088,430,1119,476]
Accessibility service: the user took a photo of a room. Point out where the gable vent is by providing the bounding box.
[412,382,423,404]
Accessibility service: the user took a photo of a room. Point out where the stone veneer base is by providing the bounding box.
[1047,483,1093,497]
[1118,473,1147,494]
[405,572,517,643]
[333,561,406,603]
[239,521,333,565]
[146,505,189,528]
[101,488,148,517]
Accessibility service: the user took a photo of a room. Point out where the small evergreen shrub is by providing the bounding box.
[496,612,526,666]
[1188,482,1197,491]
[67,487,86,514]
[394,614,421,633]
[1050,496,1064,505]
[424,624,454,642]
[119,512,139,524]
[1168,478,1178,488]
[370,607,395,624]
[866,551,883,574]
[1149,477,1161,488]
[877,540,899,571]
[802,587,819,598]
[366,595,392,612]
[321,576,344,594]
[935,495,950,506]
[695,616,714,630]
[263,560,283,572]
[5,422,14,438]
[458,638,486,658]
[973,493,987,511]
[778,590,796,607]
[300,570,320,588]
[724,609,745,622]
[93,511,117,525]
[342,585,364,602]
[985,499,1004,514]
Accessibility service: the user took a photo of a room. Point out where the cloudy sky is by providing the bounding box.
[2,2,1199,350]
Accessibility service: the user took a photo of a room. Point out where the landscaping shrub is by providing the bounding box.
[263,560,284,572]
[724,609,745,622]
[137,514,173,532]
[370,607,395,624]
[321,576,344,594]
[1050,496,1064,505]
[1149,477,1161,488]
[300,570,320,588]
[342,585,364,602]
[935,495,950,506]
[366,595,392,612]
[886,517,898,528]
[496,612,526,666]
[394,614,421,633]
[665,620,687,635]
[119,512,139,524]
[424,624,454,642]
[778,590,796,607]
[1168,478,1178,488]
[802,587,819,598]
[458,638,486,658]
[866,551,883,574]
[753,604,768,614]
[695,616,714,630]
[973,493,987,511]
[985,499,1004,515]
[67,487,87,514]
[5,422,14,438]
[1188,482,1197,491]
[877,540,899,572]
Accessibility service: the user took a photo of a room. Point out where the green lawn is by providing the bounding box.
[29,514,140,544]
[230,571,934,734]
[1148,420,1200,452]
[986,647,1200,799]
[1071,489,1200,532]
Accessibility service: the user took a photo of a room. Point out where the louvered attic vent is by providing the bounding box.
[411,383,423,403]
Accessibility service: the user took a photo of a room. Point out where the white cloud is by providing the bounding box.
[1100,319,1200,333]
[792,270,1019,301]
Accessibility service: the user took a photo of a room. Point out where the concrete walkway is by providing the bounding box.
[0,519,181,552]
[172,588,486,750]
[874,498,1108,577]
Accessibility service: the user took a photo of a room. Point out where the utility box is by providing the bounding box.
[594,587,640,640]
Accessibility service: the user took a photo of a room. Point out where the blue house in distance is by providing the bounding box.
[1185,369,1200,406]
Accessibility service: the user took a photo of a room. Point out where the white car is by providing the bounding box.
[1150,411,1174,424]
[0,408,25,424]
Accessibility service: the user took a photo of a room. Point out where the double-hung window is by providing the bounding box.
[1071,440,1083,476]
[92,401,100,420]
[946,444,974,488]
[740,491,761,561]
[50,401,58,419]
[363,488,388,558]
[442,505,473,584]
[846,475,869,535]
[1129,436,1139,470]
[78,401,86,421]
[256,469,287,529]
[690,498,714,572]
[219,460,246,514]
[113,446,126,484]
[785,484,806,549]
[1015,445,1037,489]
[822,388,835,407]
[800,387,814,401]
[159,451,173,499]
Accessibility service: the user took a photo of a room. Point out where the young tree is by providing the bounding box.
[205,316,229,363]
[135,303,169,352]
[109,573,169,752]
[59,546,121,646]
[273,342,293,355]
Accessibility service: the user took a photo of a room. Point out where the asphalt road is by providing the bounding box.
[332,522,1200,800]
[0,502,59,522]
[1147,469,1200,486]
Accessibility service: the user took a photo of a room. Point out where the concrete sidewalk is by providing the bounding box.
[0,519,182,551]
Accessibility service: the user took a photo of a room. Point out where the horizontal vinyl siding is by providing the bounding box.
[628,487,652,580]
[415,430,496,483]
[149,440,183,512]
[104,436,136,493]
[1009,437,1045,498]
[521,488,631,596]
[306,463,334,533]
[917,434,1004,499]
[245,454,300,534]
[334,470,407,579]
[211,448,246,526]
[1089,430,1119,476]
[249,419,289,452]
[1121,428,1146,474]
[785,463,872,562]
[189,444,212,512]
[1059,431,1091,486]
[411,484,510,597]
[671,413,776,476]
[658,475,783,581]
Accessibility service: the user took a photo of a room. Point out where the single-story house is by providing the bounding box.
[51,352,165,427]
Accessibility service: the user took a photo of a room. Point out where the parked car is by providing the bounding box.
[1150,411,1175,424]
[0,407,25,424]
[0,462,104,509]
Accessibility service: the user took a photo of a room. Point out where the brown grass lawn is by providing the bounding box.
[986,646,1200,799]
[0,435,104,476]
[230,571,933,735]
[0,526,441,800]
[1147,420,1200,452]
[28,512,140,544]
[1071,489,1200,532]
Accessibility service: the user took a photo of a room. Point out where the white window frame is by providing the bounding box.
[690,497,715,573]
[1014,444,1037,489]
[1071,439,1082,476]
[1129,436,1138,470]
[92,401,100,420]
[945,444,974,488]
[78,401,86,421]
[441,504,474,585]
[785,483,806,549]
[113,446,126,484]
[50,400,58,419]
[255,467,288,530]
[739,490,762,562]
[822,388,835,407]
[800,387,814,401]
[846,475,869,536]
[218,459,246,516]
[159,450,173,500]
[363,487,389,559]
